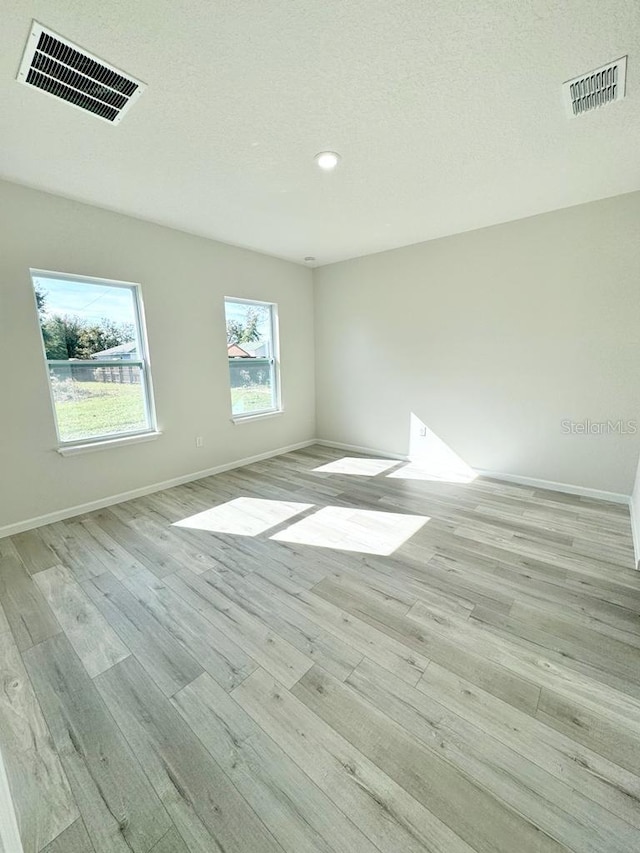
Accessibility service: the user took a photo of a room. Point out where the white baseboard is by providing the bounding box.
[0,440,315,539]
[1,436,632,539]
[315,439,408,462]
[316,439,630,504]
[474,468,629,505]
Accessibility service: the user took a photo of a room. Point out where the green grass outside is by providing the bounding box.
[53,381,147,442]
[231,385,273,414]
[52,380,274,441]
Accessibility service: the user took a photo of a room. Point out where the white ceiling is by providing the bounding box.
[1,0,639,266]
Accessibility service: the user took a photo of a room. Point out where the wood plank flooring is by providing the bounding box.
[1,444,639,852]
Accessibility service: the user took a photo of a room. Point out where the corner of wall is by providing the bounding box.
[631,453,640,570]
[311,265,322,442]
[0,749,23,853]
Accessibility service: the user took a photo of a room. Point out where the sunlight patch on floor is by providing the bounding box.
[388,461,476,483]
[313,456,400,476]
[271,506,429,556]
[173,497,313,536]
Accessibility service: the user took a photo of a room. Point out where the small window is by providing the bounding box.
[31,270,156,446]
[225,298,280,418]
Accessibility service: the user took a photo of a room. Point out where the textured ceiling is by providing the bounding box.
[1,0,639,265]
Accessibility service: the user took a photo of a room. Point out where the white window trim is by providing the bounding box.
[30,269,158,450]
[57,430,162,456]
[225,296,282,419]
[231,410,284,424]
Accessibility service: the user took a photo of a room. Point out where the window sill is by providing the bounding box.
[57,431,162,457]
[231,410,284,424]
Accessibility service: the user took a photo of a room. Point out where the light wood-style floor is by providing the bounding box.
[1,444,639,853]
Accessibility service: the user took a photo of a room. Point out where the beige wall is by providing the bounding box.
[0,180,315,531]
[314,192,640,496]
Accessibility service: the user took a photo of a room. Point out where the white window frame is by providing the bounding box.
[225,297,282,421]
[31,269,158,451]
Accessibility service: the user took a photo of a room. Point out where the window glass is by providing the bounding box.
[225,299,279,417]
[32,272,155,444]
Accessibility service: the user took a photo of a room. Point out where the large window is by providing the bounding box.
[31,270,156,446]
[225,298,280,418]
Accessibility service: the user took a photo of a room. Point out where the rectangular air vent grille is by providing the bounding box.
[17,22,145,123]
[563,56,627,117]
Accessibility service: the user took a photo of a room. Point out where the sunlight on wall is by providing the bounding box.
[387,413,477,483]
[0,747,23,853]
[173,497,313,536]
[313,457,400,476]
[271,506,429,556]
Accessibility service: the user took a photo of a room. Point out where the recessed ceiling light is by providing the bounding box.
[315,151,341,171]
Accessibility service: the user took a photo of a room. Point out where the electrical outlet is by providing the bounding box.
[195,436,204,448]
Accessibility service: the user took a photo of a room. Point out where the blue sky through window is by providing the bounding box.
[34,277,136,326]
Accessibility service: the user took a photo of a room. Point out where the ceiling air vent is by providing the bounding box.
[563,56,627,117]
[16,21,145,123]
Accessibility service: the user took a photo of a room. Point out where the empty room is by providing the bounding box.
[1,1,640,851]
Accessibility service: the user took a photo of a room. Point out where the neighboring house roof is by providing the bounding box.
[227,343,252,357]
[233,340,268,357]
[91,342,137,359]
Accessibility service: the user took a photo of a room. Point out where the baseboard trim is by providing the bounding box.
[1,436,632,538]
[0,439,315,539]
[474,469,629,505]
[315,439,409,462]
[316,438,630,504]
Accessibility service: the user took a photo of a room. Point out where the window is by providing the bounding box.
[31,270,156,447]
[225,298,280,418]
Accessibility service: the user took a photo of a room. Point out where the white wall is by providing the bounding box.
[314,192,640,496]
[0,180,315,531]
